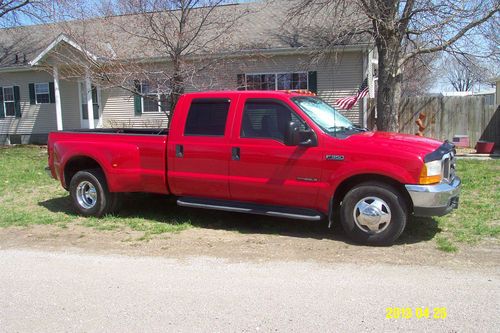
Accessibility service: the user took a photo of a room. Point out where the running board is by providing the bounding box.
[177,197,324,221]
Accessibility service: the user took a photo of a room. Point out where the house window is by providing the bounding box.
[141,81,160,113]
[2,87,15,116]
[277,72,308,90]
[243,72,308,91]
[35,83,50,104]
[246,74,276,90]
[140,81,170,113]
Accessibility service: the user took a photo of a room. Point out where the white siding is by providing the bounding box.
[0,70,81,135]
[101,87,168,128]
[100,51,365,126]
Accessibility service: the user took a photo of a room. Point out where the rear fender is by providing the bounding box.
[55,141,141,192]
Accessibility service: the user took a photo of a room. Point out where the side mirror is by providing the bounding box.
[284,121,317,146]
[284,122,301,146]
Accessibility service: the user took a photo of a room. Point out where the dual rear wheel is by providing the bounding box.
[69,169,119,217]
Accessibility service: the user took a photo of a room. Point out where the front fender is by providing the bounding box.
[316,160,418,211]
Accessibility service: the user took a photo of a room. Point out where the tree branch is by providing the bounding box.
[402,4,500,63]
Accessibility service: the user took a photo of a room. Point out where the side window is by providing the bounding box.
[184,98,230,136]
[241,100,307,142]
[35,83,50,104]
[2,87,15,116]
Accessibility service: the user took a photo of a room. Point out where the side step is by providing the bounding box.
[177,197,324,221]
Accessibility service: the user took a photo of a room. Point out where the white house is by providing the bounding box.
[0,1,376,144]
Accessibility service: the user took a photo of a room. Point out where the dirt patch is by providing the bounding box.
[0,222,498,268]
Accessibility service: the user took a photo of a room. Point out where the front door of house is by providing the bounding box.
[80,83,100,128]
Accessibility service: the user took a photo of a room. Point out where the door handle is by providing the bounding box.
[176,144,184,158]
[232,147,240,161]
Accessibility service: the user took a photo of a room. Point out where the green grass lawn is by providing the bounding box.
[434,159,500,250]
[0,145,498,250]
[0,145,192,240]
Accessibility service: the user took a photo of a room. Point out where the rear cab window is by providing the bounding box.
[184,98,231,136]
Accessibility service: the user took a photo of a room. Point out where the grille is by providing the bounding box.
[450,152,457,180]
[443,151,456,182]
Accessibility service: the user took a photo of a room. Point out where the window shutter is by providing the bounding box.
[0,87,4,119]
[82,106,88,120]
[29,83,36,104]
[49,82,55,103]
[308,71,317,94]
[133,80,142,116]
[14,86,22,118]
[237,74,245,91]
[160,94,169,113]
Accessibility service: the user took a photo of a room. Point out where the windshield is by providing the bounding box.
[292,96,360,135]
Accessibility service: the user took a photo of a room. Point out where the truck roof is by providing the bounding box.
[182,90,316,98]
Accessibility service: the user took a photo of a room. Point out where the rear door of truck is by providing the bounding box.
[167,93,238,199]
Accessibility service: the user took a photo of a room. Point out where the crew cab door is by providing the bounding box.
[229,97,323,209]
[167,95,236,199]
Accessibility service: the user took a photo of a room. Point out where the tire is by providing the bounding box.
[340,181,408,245]
[69,169,117,217]
[107,193,122,215]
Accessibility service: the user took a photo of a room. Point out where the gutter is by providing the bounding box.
[0,66,34,73]
[117,44,374,64]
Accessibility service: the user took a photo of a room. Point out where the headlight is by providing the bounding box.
[419,160,442,184]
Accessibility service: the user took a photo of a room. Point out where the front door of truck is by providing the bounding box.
[229,97,323,209]
[167,96,235,199]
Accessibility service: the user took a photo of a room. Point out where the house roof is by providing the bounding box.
[0,0,372,70]
[489,76,500,83]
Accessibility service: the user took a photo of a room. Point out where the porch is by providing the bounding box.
[30,35,103,131]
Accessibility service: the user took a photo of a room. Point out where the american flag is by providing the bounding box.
[335,78,369,110]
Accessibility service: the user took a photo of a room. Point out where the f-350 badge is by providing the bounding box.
[326,155,344,161]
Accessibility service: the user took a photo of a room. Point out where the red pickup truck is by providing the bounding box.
[47,90,461,245]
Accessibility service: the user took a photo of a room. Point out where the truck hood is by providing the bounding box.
[343,131,443,159]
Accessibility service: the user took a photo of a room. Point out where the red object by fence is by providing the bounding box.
[475,141,495,154]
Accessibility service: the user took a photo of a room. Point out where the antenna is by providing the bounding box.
[333,68,337,138]
[334,100,337,138]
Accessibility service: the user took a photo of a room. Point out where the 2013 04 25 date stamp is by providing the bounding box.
[385,307,447,319]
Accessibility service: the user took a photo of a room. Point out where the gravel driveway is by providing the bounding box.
[0,249,498,332]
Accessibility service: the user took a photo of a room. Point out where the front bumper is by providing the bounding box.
[405,177,461,217]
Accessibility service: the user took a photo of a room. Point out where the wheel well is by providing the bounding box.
[64,156,102,189]
[331,174,413,215]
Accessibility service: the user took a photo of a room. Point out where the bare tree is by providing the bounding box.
[289,0,500,131]
[119,0,249,111]
[443,54,490,92]
[46,0,251,126]
[0,0,56,27]
[0,0,30,20]
[400,51,437,96]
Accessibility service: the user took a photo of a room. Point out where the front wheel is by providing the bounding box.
[340,182,408,245]
[69,169,117,217]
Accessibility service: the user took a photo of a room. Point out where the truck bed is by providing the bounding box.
[48,129,169,194]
